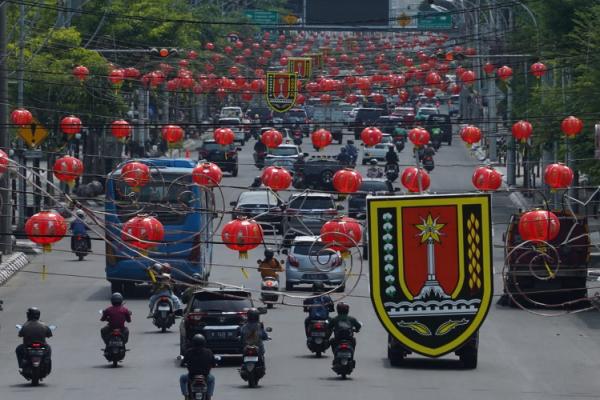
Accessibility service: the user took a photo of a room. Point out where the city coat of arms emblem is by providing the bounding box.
[265,72,298,113]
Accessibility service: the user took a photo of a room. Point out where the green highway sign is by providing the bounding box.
[244,9,279,26]
[417,12,452,29]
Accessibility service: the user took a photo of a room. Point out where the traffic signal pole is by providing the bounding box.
[0,3,13,254]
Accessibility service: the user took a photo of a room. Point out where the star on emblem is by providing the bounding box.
[415,214,445,243]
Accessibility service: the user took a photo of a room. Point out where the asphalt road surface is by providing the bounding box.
[1,133,599,400]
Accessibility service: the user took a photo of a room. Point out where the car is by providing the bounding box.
[282,108,310,135]
[376,117,403,136]
[179,288,261,356]
[219,106,243,119]
[217,117,245,144]
[348,179,396,219]
[264,144,306,172]
[283,236,346,291]
[245,107,273,124]
[292,155,347,191]
[281,192,340,245]
[416,106,440,121]
[230,190,284,233]
[353,108,385,139]
[197,139,239,176]
[361,138,396,164]
[449,95,460,117]
[425,114,453,145]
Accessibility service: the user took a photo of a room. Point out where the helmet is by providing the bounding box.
[26,307,40,321]
[264,248,274,259]
[192,333,206,348]
[370,159,378,165]
[340,147,347,153]
[111,292,124,306]
[192,273,203,281]
[312,281,325,293]
[75,209,85,219]
[336,302,350,315]
[151,263,163,273]
[254,114,259,119]
[247,308,260,323]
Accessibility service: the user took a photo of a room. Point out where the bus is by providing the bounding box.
[104,158,214,295]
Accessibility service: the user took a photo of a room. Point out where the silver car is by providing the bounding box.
[264,144,306,173]
[283,236,346,291]
[282,193,340,244]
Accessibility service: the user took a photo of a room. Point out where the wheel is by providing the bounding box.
[388,347,405,367]
[362,245,368,260]
[341,373,347,379]
[248,377,257,388]
[78,253,84,261]
[112,359,118,368]
[459,345,478,369]
[285,281,294,291]
[336,284,346,293]
[161,326,167,333]
[231,168,238,177]
[316,351,322,358]
[31,376,39,386]
[321,170,333,183]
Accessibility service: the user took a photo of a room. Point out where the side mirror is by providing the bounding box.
[281,249,288,255]
[49,325,56,331]
[265,327,273,332]
[336,205,344,211]
[98,309,103,315]
[303,152,309,157]
[16,324,22,330]
[229,201,237,206]
[257,307,268,314]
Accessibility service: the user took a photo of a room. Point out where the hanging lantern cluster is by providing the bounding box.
[192,162,223,188]
[53,156,84,188]
[122,215,165,251]
[221,217,264,259]
[25,211,68,252]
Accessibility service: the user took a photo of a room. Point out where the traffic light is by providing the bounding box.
[149,48,179,57]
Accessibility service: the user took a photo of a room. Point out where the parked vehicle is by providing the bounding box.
[198,139,240,176]
[282,193,341,241]
[230,190,284,234]
[282,235,346,291]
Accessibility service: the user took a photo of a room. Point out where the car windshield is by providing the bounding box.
[360,180,390,192]
[419,109,437,115]
[289,197,334,210]
[270,147,299,156]
[202,142,232,151]
[191,292,252,312]
[220,109,240,118]
[292,241,328,255]
[284,110,306,119]
[356,109,383,121]
[238,191,279,206]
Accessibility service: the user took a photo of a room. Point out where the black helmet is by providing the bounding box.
[347,140,354,145]
[264,248,274,259]
[336,302,349,315]
[312,281,325,293]
[192,334,206,348]
[26,307,40,321]
[370,159,378,165]
[247,308,260,323]
[111,292,124,306]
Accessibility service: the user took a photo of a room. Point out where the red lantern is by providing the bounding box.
[124,67,140,80]
[205,42,215,51]
[221,218,264,259]
[561,116,583,138]
[345,94,358,104]
[461,70,476,85]
[108,69,125,86]
[60,115,82,135]
[213,128,235,146]
[333,168,363,193]
[460,125,482,147]
[518,210,560,243]
[423,88,436,99]
[483,62,495,75]
[361,127,383,147]
[25,211,68,252]
[512,120,533,143]
[162,125,184,144]
[192,162,223,188]
[530,62,547,79]
[372,93,385,105]
[121,161,150,191]
[497,65,513,81]
[53,155,84,188]
[122,215,165,250]
[311,129,332,151]
[399,89,410,103]
[544,163,573,191]
[261,166,292,191]
[472,166,502,192]
[425,71,442,87]
[320,94,332,105]
[261,129,283,149]
[401,167,430,193]
[10,108,32,126]
[408,127,430,148]
[320,217,362,254]
[111,119,131,140]
[0,149,9,174]
[73,65,89,82]
[296,93,305,105]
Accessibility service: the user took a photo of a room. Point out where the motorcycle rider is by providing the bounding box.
[385,146,399,165]
[251,114,261,139]
[367,159,383,178]
[240,308,269,363]
[181,273,205,304]
[328,302,362,350]
[303,282,334,335]
[344,140,358,165]
[70,209,91,251]
[336,147,352,167]
[180,334,217,400]
[16,307,53,372]
[253,137,268,167]
[147,272,183,318]
[258,249,283,280]
[100,292,131,346]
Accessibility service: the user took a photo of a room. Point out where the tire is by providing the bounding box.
[31,376,39,386]
[316,351,322,358]
[248,377,257,388]
[321,170,333,183]
[388,348,405,367]
[460,346,478,369]
[341,373,347,379]
[336,284,346,293]
[112,359,118,368]
[78,253,84,261]
[285,281,294,291]
[231,167,238,177]
[362,245,368,260]
[161,326,167,333]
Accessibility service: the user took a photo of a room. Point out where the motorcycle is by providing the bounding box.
[16,324,55,386]
[239,327,272,388]
[332,339,356,379]
[178,355,221,400]
[422,156,435,172]
[306,320,331,357]
[384,163,399,182]
[254,151,266,169]
[292,127,303,145]
[152,296,176,332]
[99,310,127,367]
[394,139,405,152]
[73,234,90,261]
[260,275,279,309]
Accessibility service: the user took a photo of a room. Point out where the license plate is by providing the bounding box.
[311,331,326,337]
[158,306,170,311]
[28,350,44,356]
[337,351,352,358]
[244,356,259,362]
[304,274,327,280]
[194,393,204,400]
[109,341,122,347]
[207,331,232,339]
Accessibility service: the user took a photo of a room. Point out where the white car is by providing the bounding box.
[218,117,245,144]
[361,142,395,165]
[264,144,304,172]
[219,106,243,119]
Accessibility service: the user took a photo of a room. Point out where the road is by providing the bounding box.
[1,134,599,400]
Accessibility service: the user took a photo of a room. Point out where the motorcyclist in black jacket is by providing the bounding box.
[16,307,53,370]
[180,334,217,399]
[329,302,362,350]
[385,146,399,165]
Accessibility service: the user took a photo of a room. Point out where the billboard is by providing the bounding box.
[305,0,389,26]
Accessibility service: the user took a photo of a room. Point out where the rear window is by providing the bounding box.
[360,181,391,192]
[191,292,252,312]
[292,241,327,255]
[270,147,299,156]
[289,196,334,210]
[238,191,279,206]
[285,110,307,118]
[356,109,383,121]
[202,142,233,151]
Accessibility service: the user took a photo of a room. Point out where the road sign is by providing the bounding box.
[367,193,493,357]
[18,117,49,149]
[397,13,412,27]
[23,150,43,159]
[282,14,299,25]
[417,12,452,29]
[244,9,279,26]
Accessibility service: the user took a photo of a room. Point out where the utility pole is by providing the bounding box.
[0,3,13,254]
[17,2,26,230]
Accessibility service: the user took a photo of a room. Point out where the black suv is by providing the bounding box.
[179,288,260,355]
[353,108,385,139]
[348,179,396,219]
[197,139,240,176]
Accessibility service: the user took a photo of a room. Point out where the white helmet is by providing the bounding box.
[75,209,85,219]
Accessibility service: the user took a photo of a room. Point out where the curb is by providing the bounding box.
[0,252,30,286]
